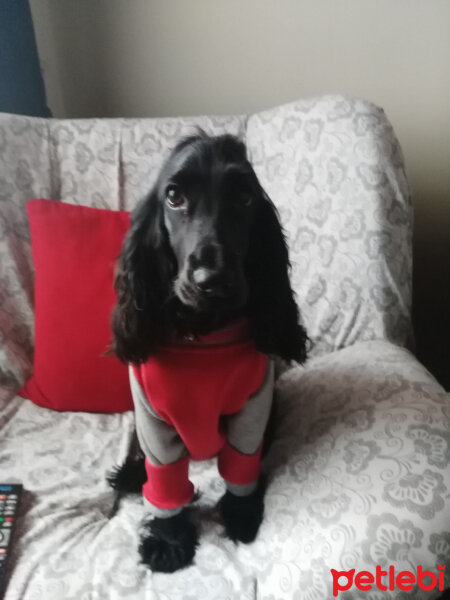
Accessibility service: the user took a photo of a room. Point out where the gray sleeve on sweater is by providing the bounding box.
[129,366,188,467]
[224,358,274,455]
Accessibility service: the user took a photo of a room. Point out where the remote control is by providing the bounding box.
[0,484,22,598]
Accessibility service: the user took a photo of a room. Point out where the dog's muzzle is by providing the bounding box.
[175,241,247,310]
[191,267,234,299]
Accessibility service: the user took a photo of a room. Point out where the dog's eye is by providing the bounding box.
[166,185,185,209]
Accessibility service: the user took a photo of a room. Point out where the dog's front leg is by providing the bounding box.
[218,479,266,543]
[130,368,198,571]
[218,359,274,543]
[140,508,198,573]
[138,457,198,572]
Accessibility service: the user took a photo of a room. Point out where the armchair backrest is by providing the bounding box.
[245,96,412,356]
[0,96,412,390]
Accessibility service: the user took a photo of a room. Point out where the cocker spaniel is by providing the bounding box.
[108,131,307,573]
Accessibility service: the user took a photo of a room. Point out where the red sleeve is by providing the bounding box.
[142,456,195,509]
[218,442,262,485]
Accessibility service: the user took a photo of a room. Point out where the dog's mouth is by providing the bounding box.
[176,282,199,306]
[174,279,246,313]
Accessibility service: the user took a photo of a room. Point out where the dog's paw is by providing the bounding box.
[218,483,265,543]
[139,511,198,573]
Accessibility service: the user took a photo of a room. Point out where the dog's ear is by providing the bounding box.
[246,192,308,364]
[111,191,174,363]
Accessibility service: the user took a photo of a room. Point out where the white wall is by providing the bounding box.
[30,0,450,386]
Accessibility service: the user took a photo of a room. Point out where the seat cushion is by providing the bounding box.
[2,340,449,598]
[19,199,132,412]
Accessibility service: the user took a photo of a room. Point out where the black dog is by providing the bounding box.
[109,131,307,572]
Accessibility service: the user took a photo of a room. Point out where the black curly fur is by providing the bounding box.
[110,131,308,365]
[218,480,265,543]
[107,456,147,494]
[139,510,198,573]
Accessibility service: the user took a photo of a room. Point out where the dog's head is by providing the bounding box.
[112,131,308,364]
[158,133,256,313]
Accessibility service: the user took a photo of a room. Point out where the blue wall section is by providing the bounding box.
[0,0,50,116]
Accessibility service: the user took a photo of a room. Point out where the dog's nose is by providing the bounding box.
[197,244,221,268]
[192,268,232,297]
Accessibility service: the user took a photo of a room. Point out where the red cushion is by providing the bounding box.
[19,199,132,412]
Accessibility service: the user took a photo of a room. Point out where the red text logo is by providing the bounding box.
[331,564,445,597]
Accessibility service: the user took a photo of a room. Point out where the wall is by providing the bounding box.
[30,0,450,387]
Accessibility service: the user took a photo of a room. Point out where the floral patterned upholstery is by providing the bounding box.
[0,96,448,599]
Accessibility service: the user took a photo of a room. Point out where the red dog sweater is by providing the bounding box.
[131,319,270,510]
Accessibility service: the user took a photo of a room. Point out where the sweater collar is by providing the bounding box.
[171,317,250,347]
